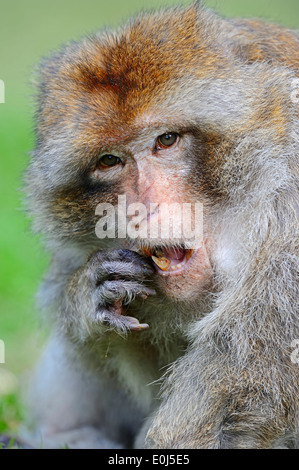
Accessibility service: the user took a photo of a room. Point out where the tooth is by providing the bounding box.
[177,264,182,268]
[171,265,176,270]
[151,256,171,271]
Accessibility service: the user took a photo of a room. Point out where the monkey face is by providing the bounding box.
[90,124,214,300]
[86,118,214,300]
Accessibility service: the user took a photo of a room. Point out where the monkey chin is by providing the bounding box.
[140,241,213,301]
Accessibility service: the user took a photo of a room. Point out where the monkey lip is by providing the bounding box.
[141,245,194,276]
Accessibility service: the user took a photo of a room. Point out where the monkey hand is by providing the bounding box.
[64,249,156,337]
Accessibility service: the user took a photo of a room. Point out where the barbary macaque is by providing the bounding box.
[24,1,299,448]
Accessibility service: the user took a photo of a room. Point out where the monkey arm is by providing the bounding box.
[52,248,155,340]
[146,327,298,449]
[23,334,145,449]
[146,354,297,449]
[23,249,159,449]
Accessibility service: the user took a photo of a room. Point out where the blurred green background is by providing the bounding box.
[0,0,298,435]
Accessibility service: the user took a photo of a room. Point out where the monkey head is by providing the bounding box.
[26,4,296,302]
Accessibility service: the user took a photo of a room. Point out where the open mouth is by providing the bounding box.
[141,245,194,276]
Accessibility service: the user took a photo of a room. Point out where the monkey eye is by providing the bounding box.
[156,133,179,149]
[98,154,122,169]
